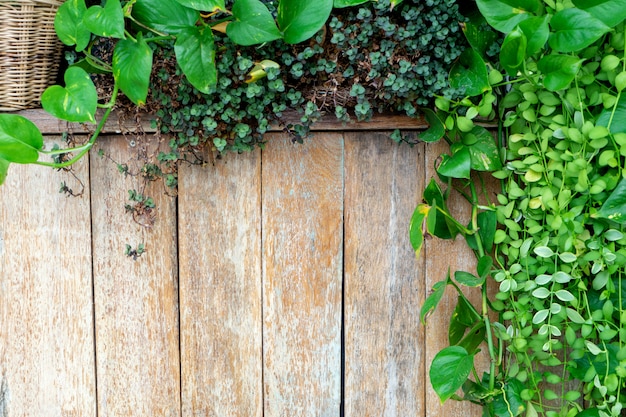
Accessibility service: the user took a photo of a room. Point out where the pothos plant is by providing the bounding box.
[412,0,626,416]
[0,0,374,185]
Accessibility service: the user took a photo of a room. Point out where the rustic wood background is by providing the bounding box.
[0,112,482,416]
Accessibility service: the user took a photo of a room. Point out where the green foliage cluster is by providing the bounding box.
[412,0,626,416]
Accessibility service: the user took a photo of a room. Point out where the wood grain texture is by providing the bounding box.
[178,151,262,417]
[423,140,485,417]
[262,134,343,417]
[89,136,180,417]
[0,139,96,416]
[343,134,425,417]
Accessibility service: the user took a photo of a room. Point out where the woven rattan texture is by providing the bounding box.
[0,0,63,111]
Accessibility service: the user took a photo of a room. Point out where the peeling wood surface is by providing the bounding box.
[343,134,425,417]
[0,128,485,416]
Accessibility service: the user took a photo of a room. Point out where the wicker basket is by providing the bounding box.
[0,0,64,111]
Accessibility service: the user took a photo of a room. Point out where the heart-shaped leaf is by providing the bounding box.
[41,67,97,123]
[54,0,90,52]
[277,0,333,44]
[537,54,583,91]
[464,126,502,171]
[175,27,217,94]
[84,0,125,39]
[0,158,9,185]
[430,346,475,402]
[595,177,626,223]
[450,49,490,97]
[598,94,626,133]
[437,146,472,179]
[0,114,44,164]
[475,0,540,33]
[518,15,549,56]
[500,27,527,76]
[573,0,626,28]
[549,8,610,53]
[226,0,282,46]
[174,0,225,11]
[133,0,199,35]
[113,35,153,105]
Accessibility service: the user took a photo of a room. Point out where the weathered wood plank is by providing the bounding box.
[0,140,96,416]
[178,151,263,417]
[261,134,343,417]
[423,140,485,417]
[89,136,180,417]
[343,134,425,417]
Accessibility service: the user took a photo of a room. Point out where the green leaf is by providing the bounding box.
[437,147,472,179]
[574,408,601,417]
[595,177,626,223]
[573,0,626,28]
[420,108,445,143]
[597,93,626,133]
[175,26,217,94]
[41,66,97,123]
[454,271,485,287]
[466,210,498,253]
[537,54,583,91]
[449,49,490,97]
[226,0,282,46]
[462,20,499,59]
[430,346,475,402]
[54,0,90,52]
[475,0,540,33]
[334,0,370,7]
[493,379,526,417]
[549,8,610,53]
[0,158,9,185]
[464,126,502,172]
[133,0,199,35]
[420,276,449,324]
[423,179,458,240]
[449,296,484,351]
[173,0,225,11]
[477,256,493,280]
[500,28,527,76]
[84,0,125,39]
[409,203,430,257]
[277,0,333,44]
[518,15,549,56]
[113,36,153,105]
[0,115,44,163]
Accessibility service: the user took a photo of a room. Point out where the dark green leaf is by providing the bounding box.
[493,379,526,417]
[477,255,493,280]
[420,108,445,143]
[41,66,97,123]
[277,0,333,44]
[133,0,199,35]
[595,177,626,223]
[0,158,9,185]
[597,93,626,133]
[461,20,499,59]
[113,36,153,105]
[420,276,449,324]
[500,28,527,76]
[454,271,485,287]
[334,0,369,7]
[0,115,44,163]
[573,0,626,28]
[549,8,610,53]
[465,126,502,171]
[518,15,549,56]
[478,210,497,252]
[450,49,490,97]
[423,179,458,240]
[173,0,225,11]
[175,26,217,94]
[437,146,472,179]
[475,0,539,33]
[574,408,601,417]
[537,54,583,91]
[449,295,482,345]
[430,346,475,402]
[84,0,125,39]
[54,0,90,52]
[227,0,282,46]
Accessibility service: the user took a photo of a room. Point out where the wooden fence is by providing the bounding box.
[0,112,482,416]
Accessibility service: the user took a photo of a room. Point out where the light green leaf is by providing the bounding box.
[430,346,475,402]
[454,271,485,287]
[518,15,550,56]
[449,49,490,97]
[173,0,225,11]
[555,289,575,302]
[175,26,217,95]
[566,307,586,324]
[573,0,626,28]
[277,0,333,44]
[549,8,610,53]
[533,246,554,258]
[133,0,199,35]
[409,203,430,257]
[84,0,125,39]
[475,0,540,33]
[41,66,97,123]
[595,177,626,223]
[113,35,153,105]
[0,114,44,163]
[532,287,551,299]
[537,54,583,91]
[226,0,282,46]
[54,0,90,52]
[334,0,370,7]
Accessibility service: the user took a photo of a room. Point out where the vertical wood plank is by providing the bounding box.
[423,140,484,417]
[262,134,343,417]
[178,151,262,417]
[343,134,425,417]
[90,136,180,417]
[0,142,96,416]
